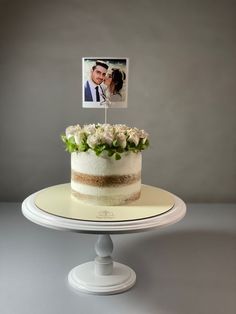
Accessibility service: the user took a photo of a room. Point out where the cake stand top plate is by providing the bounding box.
[35,184,174,222]
[22,184,186,234]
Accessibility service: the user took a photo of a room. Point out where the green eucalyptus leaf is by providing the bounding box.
[108,150,115,157]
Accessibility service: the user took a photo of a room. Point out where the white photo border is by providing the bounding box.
[82,57,129,108]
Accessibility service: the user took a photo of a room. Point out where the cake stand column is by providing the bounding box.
[95,234,113,275]
[68,234,136,295]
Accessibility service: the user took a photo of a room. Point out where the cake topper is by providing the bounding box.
[82,57,128,122]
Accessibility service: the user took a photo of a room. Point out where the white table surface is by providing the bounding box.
[1,202,236,313]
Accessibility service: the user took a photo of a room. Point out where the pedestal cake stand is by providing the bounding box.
[22,183,186,295]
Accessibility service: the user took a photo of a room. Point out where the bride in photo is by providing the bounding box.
[103,68,126,102]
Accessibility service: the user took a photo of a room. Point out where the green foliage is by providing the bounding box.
[61,135,78,153]
[61,133,150,160]
[115,153,121,160]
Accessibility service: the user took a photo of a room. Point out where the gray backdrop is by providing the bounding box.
[0,0,235,202]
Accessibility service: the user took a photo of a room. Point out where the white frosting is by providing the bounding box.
[71,150,141,176]
[71,180,141,196]
[71,150,142,205]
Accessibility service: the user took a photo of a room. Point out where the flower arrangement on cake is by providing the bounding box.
[61,123,149,160]
[61,123,149,205]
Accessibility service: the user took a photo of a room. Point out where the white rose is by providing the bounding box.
[128,131,140,146]
[84,124,96,135]
[115,124,129,133]
[139,129,149,139]
[74,131,85,145]
[102,131,114,146]
[87,134,100,149]
[116,133,127,149]
[103,124,114,134]
[65,124,81,139]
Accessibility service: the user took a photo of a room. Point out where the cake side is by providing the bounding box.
[71,149,141,175]
[61,123,149,206]
[71,150,142,205]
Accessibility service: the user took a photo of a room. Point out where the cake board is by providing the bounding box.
[22,184,186,295]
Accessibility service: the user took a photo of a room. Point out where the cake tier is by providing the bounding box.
[71,151,142,206]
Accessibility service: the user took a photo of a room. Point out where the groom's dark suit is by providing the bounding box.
[84,81,93,101]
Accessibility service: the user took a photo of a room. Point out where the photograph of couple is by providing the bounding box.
[82,58,128,108]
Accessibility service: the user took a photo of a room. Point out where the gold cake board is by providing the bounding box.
[34,183,175,222]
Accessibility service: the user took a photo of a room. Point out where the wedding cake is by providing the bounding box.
[62,124,149,205]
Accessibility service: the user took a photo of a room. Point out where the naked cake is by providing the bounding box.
[61,124,149,206]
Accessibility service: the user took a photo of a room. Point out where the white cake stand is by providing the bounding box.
[22,184,186,295]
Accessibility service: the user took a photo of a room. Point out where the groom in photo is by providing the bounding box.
[84,60,109,102]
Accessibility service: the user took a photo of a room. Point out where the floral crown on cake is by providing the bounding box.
[61,124,149,160]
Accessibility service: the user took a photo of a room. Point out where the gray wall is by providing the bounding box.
[0,0,235,202]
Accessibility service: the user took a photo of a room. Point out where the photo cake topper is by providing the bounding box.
[82,57,128,109]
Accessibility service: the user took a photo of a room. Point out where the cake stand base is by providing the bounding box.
[68,261,136,295]
[68,234,136,295]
